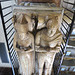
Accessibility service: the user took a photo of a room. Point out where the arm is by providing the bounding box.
[35,32,41,46]
[49,34,62,48]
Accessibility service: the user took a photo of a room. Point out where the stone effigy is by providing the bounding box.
[13,13,35,75]
[35,13,62,75]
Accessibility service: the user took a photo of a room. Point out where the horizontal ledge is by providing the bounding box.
[13,6,64,11]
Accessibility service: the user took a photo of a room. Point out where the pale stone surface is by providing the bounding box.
[37,13,62,30]
[35,13,63,75]
[13,13,35,75]
[13,12,63,75]
[37,52,56,75]
[36,14,62,50]
[17,51,35,75]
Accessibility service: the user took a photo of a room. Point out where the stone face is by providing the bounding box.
[13,13,63,75]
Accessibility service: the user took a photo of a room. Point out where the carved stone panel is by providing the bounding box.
[13,12,63,75]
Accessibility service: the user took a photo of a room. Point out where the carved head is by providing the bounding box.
[17,13,28,24]
[46,13,62,31]
[46,16,59,30]
[46,15,59,36]
[25,14,35,31]
[13,13,28,33]
[13,13,35,32]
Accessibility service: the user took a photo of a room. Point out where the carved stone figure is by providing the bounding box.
[13,13,35,75]
[36,14,62,50]
[35,14,63,75]
[13,12,63,75]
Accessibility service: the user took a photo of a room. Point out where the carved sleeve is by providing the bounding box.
[35,32,41,46]
[49,27,58,37]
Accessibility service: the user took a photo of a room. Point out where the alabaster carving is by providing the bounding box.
[35,14,63,75]
[13,13,34,75]
[13,12,63,75]
[37,15,45,29]
[35,14,62,50]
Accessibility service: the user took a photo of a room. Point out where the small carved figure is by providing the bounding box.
[35,14,62,75]
[36,14,62,49]
[13,13,34,75]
